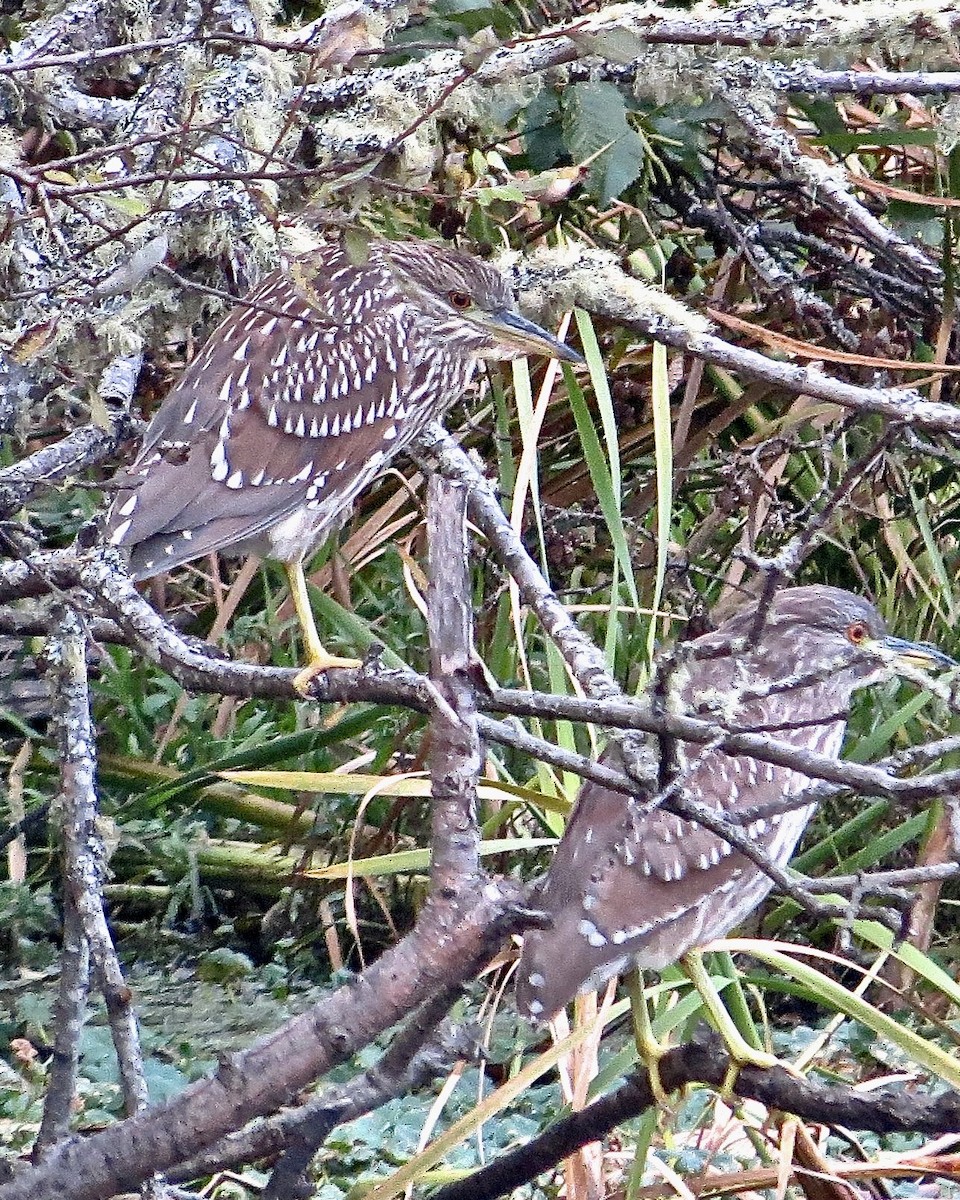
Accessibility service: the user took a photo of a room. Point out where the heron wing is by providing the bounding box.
[106,246,469,577]
[515,722,842,1021]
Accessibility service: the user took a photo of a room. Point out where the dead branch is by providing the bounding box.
[427,1029,960,1200]
[0,875,526,1199]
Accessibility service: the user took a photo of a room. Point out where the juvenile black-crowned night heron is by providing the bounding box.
[105,238,581,690]
[516,586,953,1078]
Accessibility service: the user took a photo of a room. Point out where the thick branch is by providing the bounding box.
[0,552,954,809]
[260,988,467,1200]
[0,420,131,517]
[429,1030,960,1200]
[0,881,525,1200]
[33,610,95,1157]
[427,475,482,890]
[169,1005,471,1183]
[49,606,148,1119]
[513,245,960,434]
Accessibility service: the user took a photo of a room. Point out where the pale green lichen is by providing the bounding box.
[248,0,282,33]
[92,313,148,359]
[567,0,960,80]
[510,243,714,338]
[314,78,442,186]
[937,96,960,155]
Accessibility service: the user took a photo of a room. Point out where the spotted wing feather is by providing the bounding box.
[517,698,847,1022]
[106,244,473,578]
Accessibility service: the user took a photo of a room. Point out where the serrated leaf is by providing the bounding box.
[522,88,564,171]
[563,82,645,203]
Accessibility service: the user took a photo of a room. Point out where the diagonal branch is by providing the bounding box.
[426,1030,960,1200]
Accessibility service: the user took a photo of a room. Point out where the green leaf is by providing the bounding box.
[364,999,630,1200]
[522,88,564,171]
[723,938,960,1089]
[220,769,551,810]
[563,360,638,610]
[473,184,526,207]
[855,920,960,1010]
[562,82,645,203]
[305,837,556,880]
[647,338,672,665]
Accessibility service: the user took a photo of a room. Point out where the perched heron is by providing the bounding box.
[105,238,581,690]
[516,586,953,1078]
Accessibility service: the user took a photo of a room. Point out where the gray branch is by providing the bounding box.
[427,474,482,890]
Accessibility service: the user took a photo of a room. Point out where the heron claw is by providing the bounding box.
[718,1045,784,1101]
[293,654,362,696]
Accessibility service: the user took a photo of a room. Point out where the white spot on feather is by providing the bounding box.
[578,920,607,948]
[210,440,228,479]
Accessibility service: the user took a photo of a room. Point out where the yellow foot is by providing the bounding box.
[626,971,672,1105]
[293,653,362,697]
[640,1038,672,1106]
[719,1045,784,1101]
[679,951,799,1102]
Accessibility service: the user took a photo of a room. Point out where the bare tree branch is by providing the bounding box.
[260,989,469,1200]
[427,1030,960,1200]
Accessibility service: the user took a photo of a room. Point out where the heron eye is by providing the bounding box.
[847,621,868,645]
[448,290,472,310]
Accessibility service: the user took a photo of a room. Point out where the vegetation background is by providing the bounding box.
[2,0,960,1196]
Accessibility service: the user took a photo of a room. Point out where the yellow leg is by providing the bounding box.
[285,560,360,695]
[681,950,781,1097]
[626,970,671,1105]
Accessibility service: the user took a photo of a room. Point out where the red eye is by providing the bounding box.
[448,290,472,310]
[847,621,868,645]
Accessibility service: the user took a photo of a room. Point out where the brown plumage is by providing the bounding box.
[106,239,579,579]
[516,586,953,1022]
[104,238,581,681]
